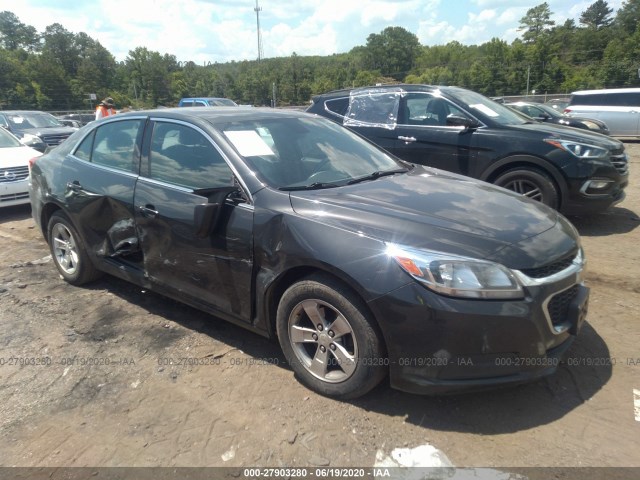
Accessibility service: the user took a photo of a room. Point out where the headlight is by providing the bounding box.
[581,121,601,131]
[386,243,524,299]
[544,138,608,159]
[20,134,46,147]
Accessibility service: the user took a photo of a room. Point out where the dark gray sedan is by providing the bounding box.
[29,107,588,398]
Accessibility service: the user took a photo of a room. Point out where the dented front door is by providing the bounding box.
[133,120,253,323]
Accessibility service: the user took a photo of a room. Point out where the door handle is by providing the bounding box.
[398,136,417,143]
[66,181,82,192]
[138,204,159,218]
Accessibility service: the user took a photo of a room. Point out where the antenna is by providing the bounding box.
[254,0,264,62]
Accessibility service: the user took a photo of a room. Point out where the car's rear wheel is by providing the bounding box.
[47,212,102,285]
[276,275,386,399]
[494,168,559,209]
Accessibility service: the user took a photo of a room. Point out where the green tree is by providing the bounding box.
[0,11,39,51]
[615,0,640,34]
[580,0,614,29]
[364,26,420,79]
[518,3,555,43]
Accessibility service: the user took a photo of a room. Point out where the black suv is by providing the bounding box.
[307,85,629,214]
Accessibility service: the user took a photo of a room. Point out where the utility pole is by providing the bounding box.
[255,0,264,62]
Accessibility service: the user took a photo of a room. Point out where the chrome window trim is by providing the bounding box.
[136,175,254,210]
[67,153,140,178]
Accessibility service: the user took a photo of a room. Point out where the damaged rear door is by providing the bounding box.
[61,117,146,261]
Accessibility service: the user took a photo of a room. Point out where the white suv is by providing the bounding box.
[564,88,640,137]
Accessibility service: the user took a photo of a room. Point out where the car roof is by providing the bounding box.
[572,88,640,95]
[311,84,466,101]
[114,106,312,125]
[0,110,54,115]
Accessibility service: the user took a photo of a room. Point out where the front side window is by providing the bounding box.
[400,94,469,126]
[148,122,234,189]
[91,120,143,172]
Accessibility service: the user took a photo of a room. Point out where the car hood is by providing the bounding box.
[289,166,578,268]
[507,122,621,148]
[0,146,42,168]
[15,126,77,137]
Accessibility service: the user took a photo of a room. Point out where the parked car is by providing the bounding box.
[545,98,570,112]
[30,107,589,398]
[506,101,610,135]
[56,113,95,127]
[0,127,42,208]
[0,111,77,153]
[178,97,238,107]
[307,84,628,215]
[564,88,640,137]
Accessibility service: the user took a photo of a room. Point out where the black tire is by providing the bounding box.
[276,274,386,399]
[47,212,102,285]
[494,167,559,209]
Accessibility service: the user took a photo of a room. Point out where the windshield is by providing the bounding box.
[219,115,404,189]
[208,98,237,107]
[537,104,562,118]
[6,112,64,129]
[450,89,529,126]
[0,127,23,148]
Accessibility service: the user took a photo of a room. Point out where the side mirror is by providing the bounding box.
[446,115,480,130]
[193,186,239,238]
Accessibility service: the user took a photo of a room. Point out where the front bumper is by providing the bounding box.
[1,179,30,208]
[368,269,589,395]
[561,155,628,215]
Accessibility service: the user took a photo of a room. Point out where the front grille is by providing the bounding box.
[610,152,629,176]
[520,253,576,279]
[1,192,29,202]
[0,166,29,183]
[41,133,71,146]
[547,285,579,328]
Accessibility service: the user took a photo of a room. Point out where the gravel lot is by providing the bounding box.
[0,141,638,477]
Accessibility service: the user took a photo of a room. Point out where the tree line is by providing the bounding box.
[0,0,638,111]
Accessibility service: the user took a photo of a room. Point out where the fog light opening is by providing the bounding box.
[581,179,614,195]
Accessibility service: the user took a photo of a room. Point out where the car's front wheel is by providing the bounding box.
[276,275,386,399]
[47,212,102,285]
[494,167,559,209]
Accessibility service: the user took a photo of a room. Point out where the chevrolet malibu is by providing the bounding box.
[29,108,589,398]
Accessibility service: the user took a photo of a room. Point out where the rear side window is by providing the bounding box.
[74,131,95,161]
[74,120,143,172]
[148,122,234,189]
[345,91,401,129]
[571,92,640,107]
[324,97,349,117]
[92,120,144,172]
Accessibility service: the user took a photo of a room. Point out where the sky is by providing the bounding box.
[0,0,627,64]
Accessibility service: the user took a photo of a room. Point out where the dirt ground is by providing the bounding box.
[0,142,639,475]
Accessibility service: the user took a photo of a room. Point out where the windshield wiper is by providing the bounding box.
[279,182,342,191]
[347,168,408,185]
